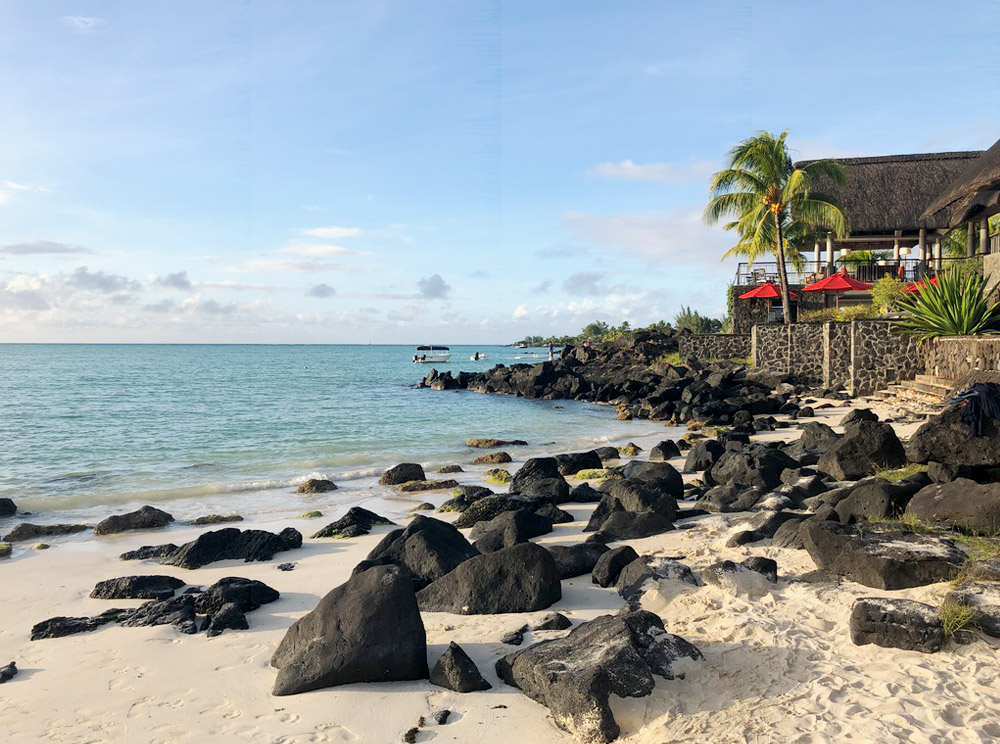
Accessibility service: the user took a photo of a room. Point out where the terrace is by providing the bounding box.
[733,256,977,286]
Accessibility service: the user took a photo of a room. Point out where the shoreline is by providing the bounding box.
[5,393,1000,743]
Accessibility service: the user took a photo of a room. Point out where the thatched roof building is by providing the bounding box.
[795,151,982,239]
[922,138,1000,228]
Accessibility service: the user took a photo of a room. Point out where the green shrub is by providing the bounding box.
[799,305,884,323]
[940,601,977,639]
[871,277,908,312]
[894,268,1000,340]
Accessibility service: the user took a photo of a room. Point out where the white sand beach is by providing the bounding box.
[3,400,999,744]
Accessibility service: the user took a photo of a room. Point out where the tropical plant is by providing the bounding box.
[837,249,890,265]
[705,129,850,324]
[894,269,1000,340]
[674,306,723,334]
[870,277,908,313]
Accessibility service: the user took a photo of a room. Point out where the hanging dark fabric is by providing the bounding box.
[949,383,1000,437]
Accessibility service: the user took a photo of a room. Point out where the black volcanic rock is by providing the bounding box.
[91,575,185,601]
[495,610,702,743]
[358,515,478,590]
[430,641,491,692]
[164,527,302,569]
[416,542,561,615]
[3,523,90,542]
[0,498,16,518]
[379,463,426,486]
[95,505,174,536]
[312,507,395,539]
[271,565,427,695]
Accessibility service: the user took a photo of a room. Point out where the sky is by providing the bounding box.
[1,0,998,343]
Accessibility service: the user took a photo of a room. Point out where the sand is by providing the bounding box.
[3,400,999,744]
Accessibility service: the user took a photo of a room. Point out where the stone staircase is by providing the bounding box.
[866,374,954,418]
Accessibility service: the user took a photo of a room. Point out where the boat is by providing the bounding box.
[469,352,488,361]
[412,345,450,363]
[513,353,546,360]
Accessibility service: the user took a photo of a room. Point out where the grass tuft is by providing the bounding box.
[940,601,977,639]
[874,463,927,482]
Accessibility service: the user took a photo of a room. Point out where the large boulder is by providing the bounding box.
[117,594,199,634]
[453,495,529,529]
[95,506,174,536]
[591,546,639,587]
[358,515,478,590]
[430,641,492,692]
[709,444,798,490]
[905,479,1000,534]
[511,458,565,493]
[683,440,724,473]
[784,422,840,464]
[587,512,675,544]
[192,577,279,616]
[495,611,702,743]
[616,557,698,605]
[297,478,338,494]
[470,509,553,552]
[0,498,16,518]
[649,440,681,461]
[3,523,90,542]
[817,421,905,481]
[311,507,395,539]
[850,598,944,653]
[906,404,1000,467]
[90,575,185,601]
[601,479,678,521]
[555,451,603,476]
[416,542,561,614]
[620,460,684,499]
[271,565,427,695]
[802,521,966,589]
[835,479,921,524]
[379,463,425,486]
[547,542,610,579]
[695,484,766,513]
[164,527,302,569]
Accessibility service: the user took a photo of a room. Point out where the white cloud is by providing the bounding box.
[307,283,336,298]
[154,271,192,290]
[278,240,371,257]
[298,226,363,239]
[1,240,90,255]
[417,274,451,299]
[58,16,105,32]
[225,258,375,273]
[562,209,732,265]
[590,159,715,184]
[513,303,529,319]
[0,181,51,205]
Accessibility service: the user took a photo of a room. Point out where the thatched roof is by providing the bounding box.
[795,151,983,236]
[921,138,1000,228]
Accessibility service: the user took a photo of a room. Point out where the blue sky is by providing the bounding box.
[1,0,998,342]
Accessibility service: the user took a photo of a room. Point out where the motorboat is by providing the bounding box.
[469,352,488,361]
[412,345,451,363]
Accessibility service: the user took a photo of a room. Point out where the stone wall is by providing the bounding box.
[730,284,827,333]
[924,336,1000,380]
[678,333,751,363]
[752,319,923,395]
[849,320,923,396]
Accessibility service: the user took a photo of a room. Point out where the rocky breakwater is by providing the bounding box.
[416,330,806,426]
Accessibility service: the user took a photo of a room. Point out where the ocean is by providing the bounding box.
[0,344,667,525]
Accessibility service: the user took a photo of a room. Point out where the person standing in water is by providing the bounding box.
[548,341,554,361]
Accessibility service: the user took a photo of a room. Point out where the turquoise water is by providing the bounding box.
[0,345,659,517]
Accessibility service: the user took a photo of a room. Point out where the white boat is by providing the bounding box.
[514,353,546,360]
[469,352,488,361]
[412,345,450,363]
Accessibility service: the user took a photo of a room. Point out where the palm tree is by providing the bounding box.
[704,130,850,324]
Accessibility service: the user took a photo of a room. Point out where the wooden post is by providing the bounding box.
[967,222,976,257]
[918,228,927,273]
[893,229,901,261]
[933,238,942,271]
[825,233,834,274]
[982,218,990,255]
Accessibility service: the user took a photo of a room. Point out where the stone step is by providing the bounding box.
[914,374,956,389]
[898,380,952,398]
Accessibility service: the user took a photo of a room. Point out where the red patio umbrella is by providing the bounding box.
[802,268,873,307]
[737,283,799,300]
[904,277,939,293]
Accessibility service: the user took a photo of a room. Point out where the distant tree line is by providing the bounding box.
[514,307,725,346]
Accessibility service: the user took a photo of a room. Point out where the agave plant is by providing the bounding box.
[894,269,1000,340]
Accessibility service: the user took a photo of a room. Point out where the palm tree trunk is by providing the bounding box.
[773,211,792,324]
